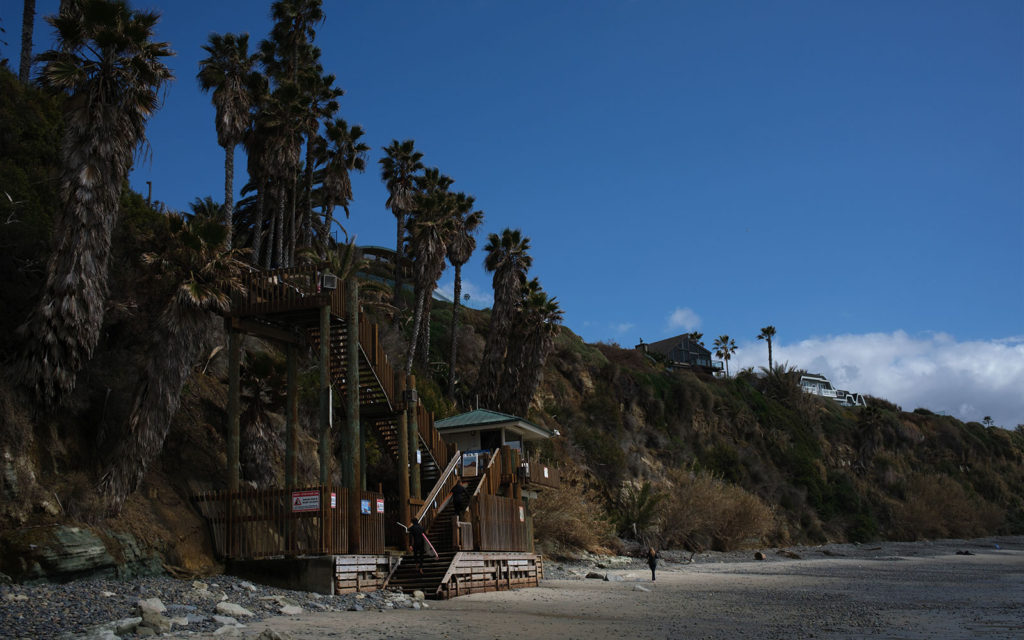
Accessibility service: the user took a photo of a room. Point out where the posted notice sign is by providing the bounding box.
[292,490,320,512]
[376,498,385,513]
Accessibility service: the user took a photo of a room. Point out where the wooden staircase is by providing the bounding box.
[389,475,484,597]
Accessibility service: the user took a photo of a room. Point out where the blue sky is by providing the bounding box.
[13,0,1024,425]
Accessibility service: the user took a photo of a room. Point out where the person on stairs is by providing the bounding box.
[408,519,426,573]
[451,478,470,519]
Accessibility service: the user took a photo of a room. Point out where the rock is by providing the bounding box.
[240,581,258,592]
[585,571,605,580]
[170,615,189,627]
[606,574,624,582]
[412,590,425,601]
[192,580,209,590]
[216,602,255,617]
[777,550,801,559]
[634,585,650,592]
[256,630,295,640]
[136,627,157,637]
[213,625,244,637]
[114,617,143,635]
[140,610,172,634]
[137,597,167,615]
[212,615,240,626]
[754,552,767,561]
[956,550,974,556]
[280,604,303,615]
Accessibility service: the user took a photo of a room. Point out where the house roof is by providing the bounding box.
[434,409,555,441]
[641,334,710,358]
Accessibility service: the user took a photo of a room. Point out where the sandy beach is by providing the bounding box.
[175,537,1023,640]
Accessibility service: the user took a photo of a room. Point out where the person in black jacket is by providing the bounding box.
[451,479,470,518]
[408,520,426,573]
[646,547,660,581]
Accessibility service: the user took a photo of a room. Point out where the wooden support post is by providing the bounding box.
[396,374,410,528]
[319,303,331,484]
[285,344,298,488]
[227,327,241,492]
[408,374,421,500]
[345,276,360,491]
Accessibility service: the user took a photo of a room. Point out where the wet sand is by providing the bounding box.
[188,537,1024,640]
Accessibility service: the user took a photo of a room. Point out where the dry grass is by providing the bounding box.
[891,473,1004,540]
[532,469,616,555]
[657,468,775,551]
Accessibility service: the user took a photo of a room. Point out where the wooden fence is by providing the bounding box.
[192,486,385,559]
[472,493,531,552]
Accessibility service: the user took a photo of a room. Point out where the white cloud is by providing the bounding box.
[614,322,635,335]
[436,278,493,309]
[732,332,1024,428]
[666,307,701,331]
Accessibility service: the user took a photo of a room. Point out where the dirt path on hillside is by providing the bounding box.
[180,537,1024,640]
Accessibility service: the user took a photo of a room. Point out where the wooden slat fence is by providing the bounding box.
[522,455,560,489]
[192,486,386,559]
[471,493,531,552]
[235,265,345,317]
[417,403,455,469]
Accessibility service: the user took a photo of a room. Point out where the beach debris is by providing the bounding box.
[822,549,845,557]
[754,552,767,561]
[956,550,974,556]
[586,571,606,580]
[777,550,802,559]
[634,584,651,592]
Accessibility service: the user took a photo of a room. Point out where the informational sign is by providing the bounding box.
[360,499,371,515]
[292,490,320,512]
[462,452,479,476]
[376,498,385,513]
[543,466,549,479]
[519,505,525,522]
[416,449,421,464]
[330,492,337,509]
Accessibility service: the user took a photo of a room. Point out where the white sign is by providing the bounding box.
[416,450,421,464]
[519,506,525,523]
[376,498,385,513]
[330,492,337,509]
[292,490,320,512]
[543,467,549,479]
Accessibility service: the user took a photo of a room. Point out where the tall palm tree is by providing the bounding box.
[259,84,305,267]
[297,67,342,248]
[198,32,260,250]
[18,0,173,403]
[412,168,455,371]
[404,186,457,375]
[757,325,776,371]
[445,196,483,397]
[316,118,368,245]
[20,0,35,84]
[379,139,423,308]
[98,214,247,513]
[478,228,532,407]
[687,331,705,347]
[714,335,737,377]
[502,280,562,415]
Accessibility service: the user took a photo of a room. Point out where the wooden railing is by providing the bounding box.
[415,451,462,533]
[235,265,345,316]
[417,403,456,470]
[192,485,385,559]
[521,455,560,489]
[358,314,395,403]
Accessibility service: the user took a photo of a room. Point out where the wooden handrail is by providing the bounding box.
[414,450,462,530]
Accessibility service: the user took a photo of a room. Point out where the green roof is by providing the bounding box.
[435,409,553,437]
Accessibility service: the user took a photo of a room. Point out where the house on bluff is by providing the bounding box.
[636,334,724,374]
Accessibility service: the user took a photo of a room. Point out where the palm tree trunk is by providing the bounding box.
[223,144,234,250]
[418,295,432,372]
[20,0,35,84]
[393,212,405,309]
[768,339,773,371]
[447,265,462,397]
[287,176,298,266]
[98,309,215,513]
[250,184,266,266]
[303,139,315,247]
[405,287,426,376]
[273,192,285,268]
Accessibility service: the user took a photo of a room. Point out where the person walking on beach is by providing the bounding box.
[646,547,660,581]
[408,520,426,573]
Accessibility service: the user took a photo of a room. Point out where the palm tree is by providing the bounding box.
[713,335,737,377]
[687,331,705,347]
[445,196,483,397]
[297,67,342,248]
[20,0,35,84]
[188,196,224,223]
[503,280,562,415]
[379,139,424,308]
[411,168,455,371]
[404,185,457,375]
[316,118,368,245]
[98,214,247,513]
[198,32,260,250]
[240,350,283,488]
[757,325,776,371]
[18,0,173,403]
[478,228,532,407]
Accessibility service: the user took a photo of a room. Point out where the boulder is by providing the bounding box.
[0,524,163,583]
[215,602,255,618]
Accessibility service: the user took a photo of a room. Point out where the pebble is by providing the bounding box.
[0,574,424,640]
